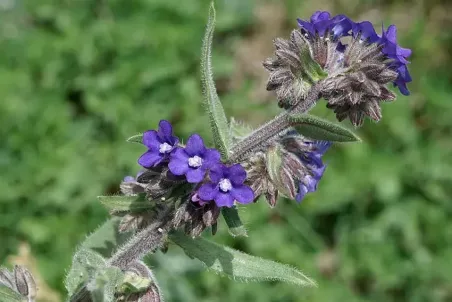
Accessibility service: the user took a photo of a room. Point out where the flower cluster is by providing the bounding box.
[264,11,412,127]
[297,11,412,95]
[243,134,330,207]
[137,120,254,208]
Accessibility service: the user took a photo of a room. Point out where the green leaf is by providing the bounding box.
[0,286,22,302]
[266,144,292,198]
[201,2,232,159]
[230,117,253,142]
[65,248,107,297]
[170,231,317,287]
[221,206,248,237]
[89,266,124,302]
[98,194,154,213]
[299,42,328,82]
[80,218,133,258]
[288,113,361,142]
[117,271,152,294]
[127,133,143,144]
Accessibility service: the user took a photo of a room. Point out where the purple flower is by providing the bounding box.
[297,11,353,39]
[351,22,412,95]
[379,25,412,95]
[295,141,331,203]
[168,134,221,183]
[123,171,144,183]
[198,164,254,208]
[138,120,179,168]
[298,11,412,95]
[352,21,379,43]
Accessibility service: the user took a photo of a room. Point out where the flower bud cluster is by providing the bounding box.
[264,11,412,126]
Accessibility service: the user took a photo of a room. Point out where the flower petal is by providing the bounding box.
[198,183,218,201]
[311,11,331,23]
[225,164,247,186]
[353,21,379,43]
[168,159,189,175]
[185,134,206,156]
[230,185,254,204]
[138,151,162,168]
[296,184,309,203]
[214,192,235,208]
[186,168,205,183]
[142,130,160,148]
[158,120,174,141]
[171,148,189,162]
[209,164,225,183]
[123,176,135,182]
[202,149,221,169]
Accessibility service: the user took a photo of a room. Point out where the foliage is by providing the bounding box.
[1,0,452,301]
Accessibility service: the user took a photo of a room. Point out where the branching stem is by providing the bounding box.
[229,83,322,161]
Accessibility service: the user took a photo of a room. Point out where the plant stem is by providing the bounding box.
[229,84,322,161]
[107,220,169,270]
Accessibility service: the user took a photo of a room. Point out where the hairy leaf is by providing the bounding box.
[88,266,124,302]
[65,248,107,297]
[98,194,154,213]
[201,2,232,159]
[289,114,360,142]
[80,218,133,258]
[127,133,144,144]
[221,207,248,237]
[0,286,22,302]
[230,117,253,142]
[170,231,317,287]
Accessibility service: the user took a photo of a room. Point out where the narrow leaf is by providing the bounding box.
[299,40,328,82]
[170,231,316,287]
[201,2,232,159]
[98,194,153,213]
[221,207,248,237]
[288,113,360,142]
[230,117,253,142]
[127,133,143,144]
[0,286,22,302]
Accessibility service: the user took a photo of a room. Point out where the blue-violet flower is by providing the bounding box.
[138,120,179,168]
[169,134,221,183]
[198,164,254,208]
[295,141,331,202]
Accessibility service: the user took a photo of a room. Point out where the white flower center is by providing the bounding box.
[219,178,232,192]
[188,155,203,168]
[159,142,172,154]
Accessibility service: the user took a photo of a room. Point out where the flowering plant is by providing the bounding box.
[0,3,411,302]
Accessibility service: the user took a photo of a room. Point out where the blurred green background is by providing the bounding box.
[1,0,452,301]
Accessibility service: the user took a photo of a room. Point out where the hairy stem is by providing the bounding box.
[229,112,289,161]
[229,83,322,161]
[107,220,169,270]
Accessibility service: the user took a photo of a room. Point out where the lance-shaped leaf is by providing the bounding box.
[201,2,232,159]
[98,194,154,214]
[221,207,248,237]
[127,133,144,144]
[0,286,22,302]
[266,144,297,199]
[288,113,360,142]
[298,40,328,83]
[230,117,253,142]
[170,231,316,287]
